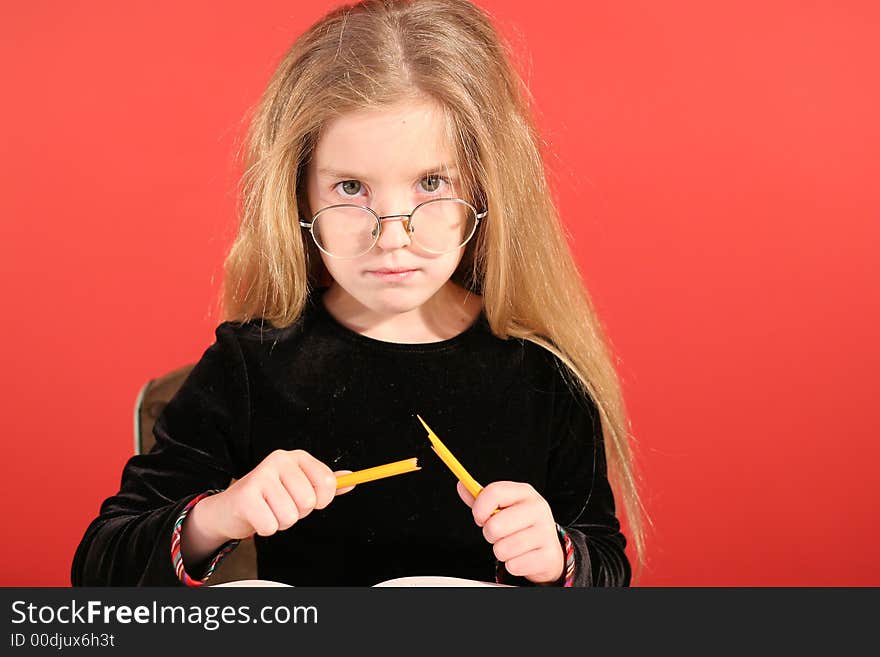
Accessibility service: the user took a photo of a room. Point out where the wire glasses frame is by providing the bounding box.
[299,197,487,259]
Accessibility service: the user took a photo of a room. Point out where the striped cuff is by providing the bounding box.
[558,524,575,587]
[494,523,575,587]
[171,489,241,587]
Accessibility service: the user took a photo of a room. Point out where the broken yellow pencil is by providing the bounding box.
[416,414,484,498]
[335,457,421,489]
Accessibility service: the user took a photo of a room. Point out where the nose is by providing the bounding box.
[374,214,412,251]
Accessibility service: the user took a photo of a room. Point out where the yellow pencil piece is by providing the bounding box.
[417,415,483,498]
[335,457,421,489]
[416,414,436,439]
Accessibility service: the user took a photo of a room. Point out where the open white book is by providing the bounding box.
[212,576,511,587]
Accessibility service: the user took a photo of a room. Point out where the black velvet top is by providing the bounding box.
[71,289,631,587]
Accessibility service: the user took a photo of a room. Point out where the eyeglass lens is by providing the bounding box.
[312,199,476,257]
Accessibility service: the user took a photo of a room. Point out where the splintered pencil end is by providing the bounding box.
[416,414,436,438]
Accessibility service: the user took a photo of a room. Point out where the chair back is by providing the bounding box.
[135,365,258,583]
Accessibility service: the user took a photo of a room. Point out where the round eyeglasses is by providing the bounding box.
[299,197,487,259]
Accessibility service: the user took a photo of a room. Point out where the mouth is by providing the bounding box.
[367,267,419,281]
[369,268,419,274]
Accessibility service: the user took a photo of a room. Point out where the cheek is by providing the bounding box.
[412,251,464,283]
[319,253,348,282]
[433,249,466,274]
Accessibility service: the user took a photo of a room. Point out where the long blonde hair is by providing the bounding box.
[222,0,651,582]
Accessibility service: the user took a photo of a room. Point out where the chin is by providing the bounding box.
[364,289,430,315]
[351,281,442,313]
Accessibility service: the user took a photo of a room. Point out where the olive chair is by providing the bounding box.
[134,364,257,584]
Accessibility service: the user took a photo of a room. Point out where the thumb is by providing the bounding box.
[456,480,476,507]
[333,470,356,495]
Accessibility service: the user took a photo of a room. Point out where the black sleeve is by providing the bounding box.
[498,356,632,587]
[70,323,251,586]
[546,364,631,586]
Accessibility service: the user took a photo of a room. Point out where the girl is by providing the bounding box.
[72,0,647,587]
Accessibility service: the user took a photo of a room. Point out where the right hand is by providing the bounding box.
[199,449,356,541]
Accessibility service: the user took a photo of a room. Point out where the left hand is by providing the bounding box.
[457,480,564,585]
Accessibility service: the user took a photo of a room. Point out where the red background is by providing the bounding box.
[1,1,877,586]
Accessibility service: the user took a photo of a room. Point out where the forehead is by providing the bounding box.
[312,99,456,178]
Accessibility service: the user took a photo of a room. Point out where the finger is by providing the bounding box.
[241,485,279,537]
[333,470,356,495]
[257,481,297,534]
[491,525,546,562]
[456,480,476,508]
[278,464,318,519]
[295,452,338,510]
[481,503,540,543]
[501,547,548,579]
[472,481,535,526]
